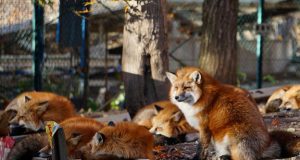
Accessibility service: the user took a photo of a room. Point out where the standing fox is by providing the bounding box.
[83,122,154,160]
[9,92,76,131]
[166,67,300,160]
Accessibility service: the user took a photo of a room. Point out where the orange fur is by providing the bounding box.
[5,91,62,111]
[150,103,196,138]
[132,100,171,129]
[265,85,292,112]
[9,92,76,131]
[83,122,154,160]
[59,117,106,158]
[167,67,280,160]
[279,85,300,110]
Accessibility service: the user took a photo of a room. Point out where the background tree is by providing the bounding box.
[199,0,238,84]
[122,0,169,116]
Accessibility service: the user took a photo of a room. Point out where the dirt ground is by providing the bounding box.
[153,111,300,160]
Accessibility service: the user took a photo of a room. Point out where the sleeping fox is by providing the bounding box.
[9,93,76,131]
[166,67,300,160]
[132,100,172,129]
[278,85,300,111]
[83,122,154,160]
[265,85,292,113]
[149,103,196,138]
[8,117,106,160]
[5,91,63,112]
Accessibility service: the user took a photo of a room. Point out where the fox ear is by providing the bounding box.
[189,71,202,84]
[69,133,82,145]
[24,96,31,103]
[36,101,49,115]
[171,111,183,122]
[154,104,164,114]
[94,132,105,145]
[166,72,177,84]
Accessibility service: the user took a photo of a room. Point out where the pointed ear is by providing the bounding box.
[154,104,164,114]
[189,71,202,84]
[93,132,105,145]
[171,111,183,122]
[108,121,115,126]
[166,72,177,84]
[36,101,49,115]
[69,133,82,145]
[25,96,31,103]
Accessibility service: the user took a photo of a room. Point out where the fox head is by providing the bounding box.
[5,94,32,112]
[9,99,49,131]
[166,70,203,105]
[278,87,300,111]
[149,105,185,138]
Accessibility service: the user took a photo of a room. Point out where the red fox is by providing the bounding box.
[278,85,300,111]
[8,117,106,160]
[133,100,174,129]
[39,117,106,158]
[9,92,76,131]
[166,67,300,160]
[60,117,106,157]
[265,85,292,113]
[5,91,62,112]
[149,103,196,138]
[82,122,154,160]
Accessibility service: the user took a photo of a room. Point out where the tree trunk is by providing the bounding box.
[122,0,169,116]
[199,0,238,85]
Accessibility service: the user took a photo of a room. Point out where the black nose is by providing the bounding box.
[286,108,292,111]
[175,96,179,100]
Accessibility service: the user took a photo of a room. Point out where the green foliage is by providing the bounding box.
[110,85,125,110]
[263,74,277,85]
[237,71,247,87]
[87,97,98,111]
[35,0,54,8]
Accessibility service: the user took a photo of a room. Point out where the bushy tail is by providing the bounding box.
[7,133,48,160]
[269,130,300,158]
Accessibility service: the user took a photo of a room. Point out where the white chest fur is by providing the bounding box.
[175,102,201,130]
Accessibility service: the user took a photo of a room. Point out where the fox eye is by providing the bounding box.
[174,86,179,90]
[184,86,191,90]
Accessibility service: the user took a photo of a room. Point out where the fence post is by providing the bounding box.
[32,0,44,91]
[80,14,89,109]
[256,0,264,89]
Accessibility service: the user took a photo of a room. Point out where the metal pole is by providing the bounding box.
[32,0,44,91]
[80,16,89,109]
[256,0,264,89]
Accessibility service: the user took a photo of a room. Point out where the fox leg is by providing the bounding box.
[214,135,231,160]
[230,143,259,160]
[198,128,211,160]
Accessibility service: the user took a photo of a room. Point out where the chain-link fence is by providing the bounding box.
[0,0,124,110]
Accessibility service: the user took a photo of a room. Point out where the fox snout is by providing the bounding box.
[174,95,187,102]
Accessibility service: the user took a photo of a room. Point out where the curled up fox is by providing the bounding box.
[166,67,300,160]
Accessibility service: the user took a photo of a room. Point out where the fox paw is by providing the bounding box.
[200,148,209,160]
[218,155,231,160]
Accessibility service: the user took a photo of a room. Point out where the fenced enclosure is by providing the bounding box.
[0,0,299,110]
